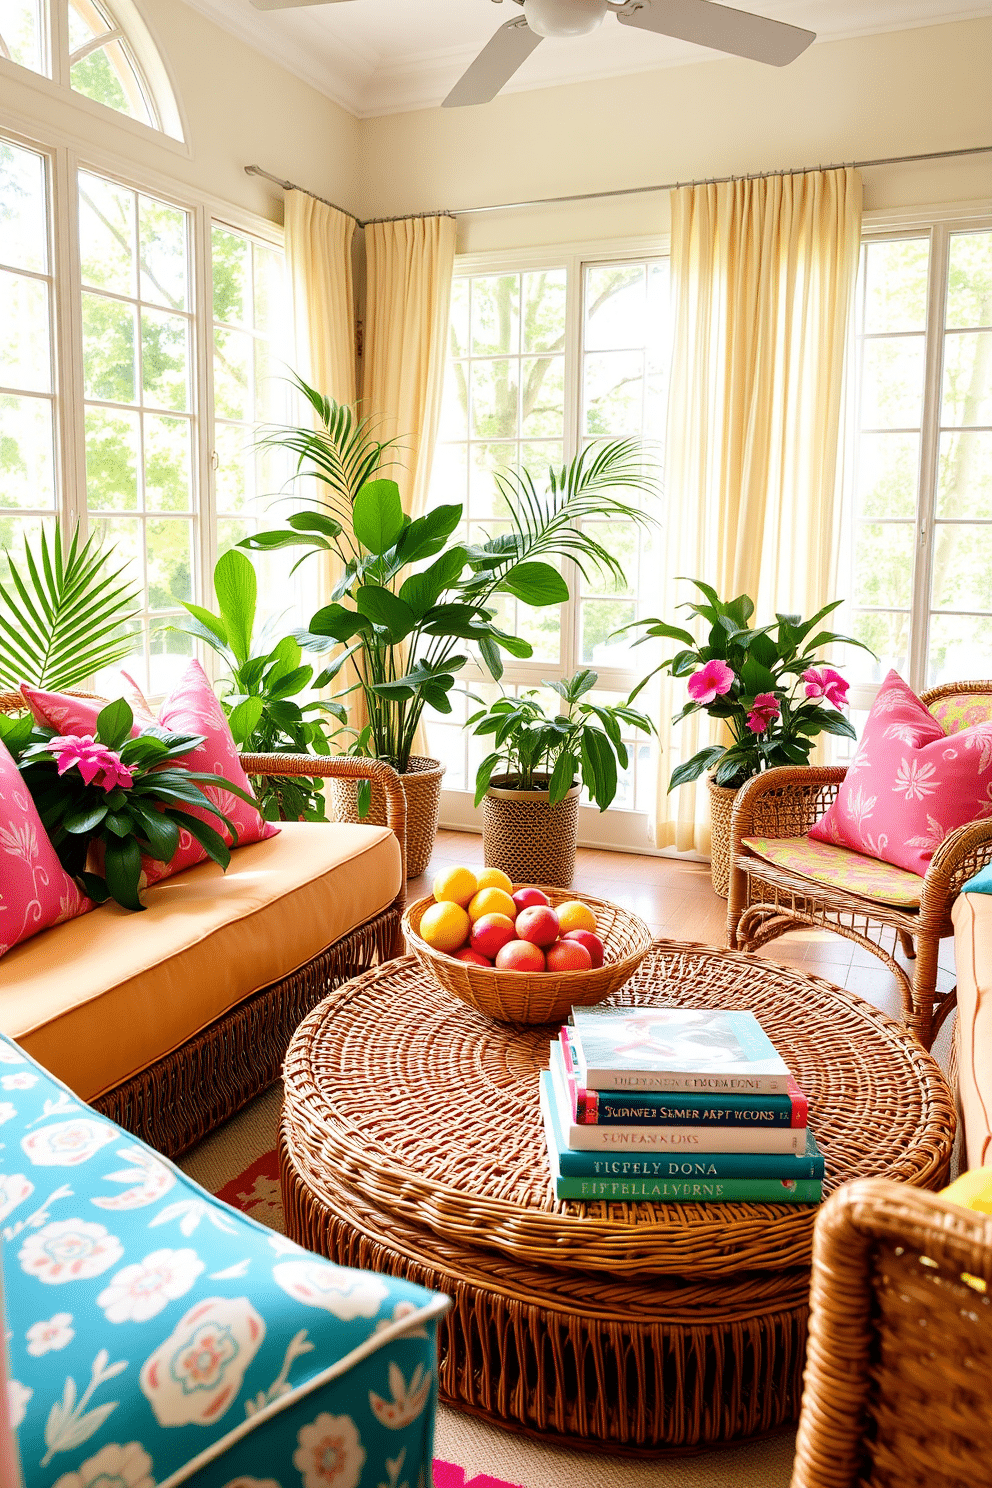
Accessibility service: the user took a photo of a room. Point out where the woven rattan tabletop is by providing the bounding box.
[282,940,954,1280]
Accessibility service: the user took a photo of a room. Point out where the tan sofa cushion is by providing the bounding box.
[0,822,401,1102]
[953,890,992,1169]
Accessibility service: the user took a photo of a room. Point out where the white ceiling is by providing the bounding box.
[182,0,992,117]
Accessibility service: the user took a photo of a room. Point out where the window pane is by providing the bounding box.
[71,40,152,127]
[848,610,910,684]
[581,599,636,666]
[520,356,564,437]
[214,327,251,420]
[254,244,287,334]
[0,0,45,73]
[141,308,189,411]
[470,359,518,439]
[139,196,188,311]
[149,626,193,697]
[144,415,192,511]
[585,264,646,350]
[214,423,251,513]
[471,275,519,356]
[930,526,992,614]
[0,272,50,392]
[84,407,139,510]
[928,613,992,688]
[0,141,47,273]
[946,231,992,330]
[936,430,992,519]
[78,172,134,295]
[68,0,106,52]
[438,361,468,441]
[522,269,566,352]
[469,442,516,517]
[82,292,136,402]
[852,523,915,609]
[579,522,636,597]
[212,228,249,325]
[863,238,929,333]
[861,338,925,428]
[146,518,193,608]
[584,350,644,436]
[941,331,992,427]
[0,394,55,509]
[855,432,919,520]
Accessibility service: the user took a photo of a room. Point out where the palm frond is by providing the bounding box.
[0,522,141,692]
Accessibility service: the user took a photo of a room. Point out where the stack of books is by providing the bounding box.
[540,1005,824,1205]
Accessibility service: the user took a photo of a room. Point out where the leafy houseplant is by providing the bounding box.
[0,701,258,911]
[0,522,140,692]
[467,672,654,888]
[167,549,351,823]
[242,376,659,873]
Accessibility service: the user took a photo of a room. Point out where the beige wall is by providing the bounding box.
[0,0,359,222]
[356,16,992,254]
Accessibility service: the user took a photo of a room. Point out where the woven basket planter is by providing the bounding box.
[707,776,741,899]
[482,775,579,889]
[327,755,444,879]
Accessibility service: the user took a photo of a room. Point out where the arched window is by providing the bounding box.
[0,0,183,140]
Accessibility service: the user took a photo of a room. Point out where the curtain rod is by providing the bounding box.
[246,143,992,223]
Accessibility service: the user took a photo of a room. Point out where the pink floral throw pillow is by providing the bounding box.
[0,738,92,958]
[21,661,277,885]
[809,669,992,876]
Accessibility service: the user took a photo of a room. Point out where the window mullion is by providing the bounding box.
[50,0,69,89]
[911,222,950,691]
[55,144,88,541]
[561,251,582,679]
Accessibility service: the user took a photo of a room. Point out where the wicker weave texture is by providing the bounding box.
[326,755,442,879]
[707,778,738,898]
[402,885,651,1023]
[482,779,579,889]
[791,1179,992,1488]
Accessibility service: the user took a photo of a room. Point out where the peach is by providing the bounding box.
[514,904,560,948]
[555,899,598,934]
[470,913,516,960]
[495,940,546,973]
[563,929,605,968]
[512,886,550,913]
[455,947,492,967]
[546,939,593,973]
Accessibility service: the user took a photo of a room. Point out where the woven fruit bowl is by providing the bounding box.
[402,885,653,1024]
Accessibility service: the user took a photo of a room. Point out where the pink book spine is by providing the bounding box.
[787,1076,809,1127]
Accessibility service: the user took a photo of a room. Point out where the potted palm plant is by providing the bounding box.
[467,671,654,887]
[242,376,659,876]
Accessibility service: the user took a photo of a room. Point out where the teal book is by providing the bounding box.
[568,1005,791,1093]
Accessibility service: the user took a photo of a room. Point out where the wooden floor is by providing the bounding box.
[412,830,957,1029]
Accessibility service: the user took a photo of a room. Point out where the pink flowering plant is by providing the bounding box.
[619,580,873,792]
[0,698,259,910]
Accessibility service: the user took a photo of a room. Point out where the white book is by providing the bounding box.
[548,1058,807,1154]
[569,1006,791,1094]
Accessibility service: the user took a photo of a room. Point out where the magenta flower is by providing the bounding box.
[687,659,735,705]
[50,735,134,793]
[803,666,849,707]
[746,692,781,735]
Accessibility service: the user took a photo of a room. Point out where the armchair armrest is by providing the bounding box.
[731,765,848,843]
[240,753,408,897]
[922,817,992,915]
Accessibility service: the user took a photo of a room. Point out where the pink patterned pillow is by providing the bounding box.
[0,738,92,958]
[21,661,277,885]
[810,669,992,876]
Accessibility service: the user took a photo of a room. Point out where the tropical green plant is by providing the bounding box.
[0,701,257,911]
[619,581,873,791]
[467,670,654,810]
[0,522,140,692]
[241,376,660,778]
[165,548,352,821]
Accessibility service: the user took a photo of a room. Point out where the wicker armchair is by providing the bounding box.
[728,681,992,1051]
[791,1177,992,1488]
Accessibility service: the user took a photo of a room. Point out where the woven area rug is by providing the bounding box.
[179,1085,797,1488]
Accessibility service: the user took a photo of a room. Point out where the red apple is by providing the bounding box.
[514,905,561,948]
[455,947,492,967]
[495,940,546,972]
[546,939,593,973]
[563,929,605,969]
[470,913,516,960]
[512,886,550,914]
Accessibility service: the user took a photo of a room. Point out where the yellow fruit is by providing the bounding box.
[432,865,478,908]
[420,901,471,953]
[555,899,598,934]
[475,867,513,894]
[468,887,517,924]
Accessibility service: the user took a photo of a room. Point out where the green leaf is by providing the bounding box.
[394,505,463,567]
[355,586,416,640]
[478,634,503,680]
[63,801,109,834]
[95,699,134,750]
[228,696,265,745]
[669,746,726,792]
[548,749,576,805]
[103,835,145,911]
[473,751,502,807]
[352,479,405,555]
[212,549,256,665]
[398,547,467,618]
[129,804,180,861]
[497,561,569,608]
[287,511,342,538]
[356,779,372,819]
[165,809,232,869]
[240,530,329,552]
[308,604,367,643]
[182,602,228,649]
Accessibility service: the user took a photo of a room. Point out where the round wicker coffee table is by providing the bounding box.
[279,940,954,1454]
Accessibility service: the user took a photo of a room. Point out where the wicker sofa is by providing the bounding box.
[0,708,408,1159]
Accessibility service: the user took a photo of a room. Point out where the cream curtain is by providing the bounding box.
[360,214,457,519]
[655,167,863,853]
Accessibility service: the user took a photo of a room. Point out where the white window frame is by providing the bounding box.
[432,235,671,853]
[845,199,992,712]
[0,114,286,691]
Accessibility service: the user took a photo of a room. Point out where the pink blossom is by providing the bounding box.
[803,667,849,707]
[50,735,134,793]
[746,692,781,734]
[686,659,735,705]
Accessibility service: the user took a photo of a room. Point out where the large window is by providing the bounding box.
[0,130,290,693]
[841,218,992,704]
[425,253,670,844]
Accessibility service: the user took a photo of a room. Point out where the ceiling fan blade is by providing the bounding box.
[443,17,544,108]
[616,0,815,66]
[248,0,355,11]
